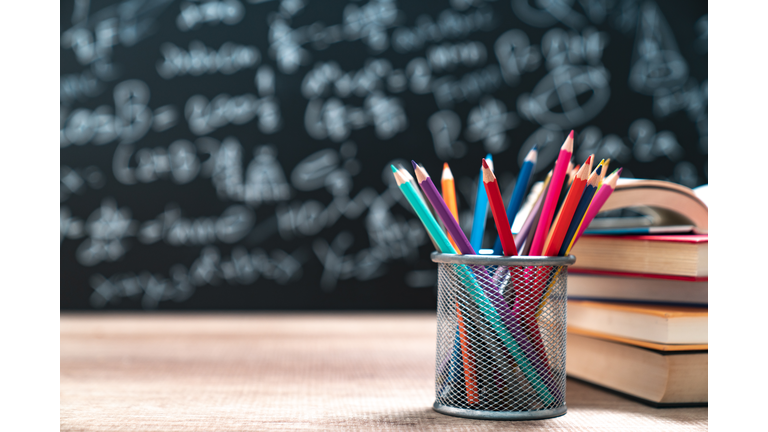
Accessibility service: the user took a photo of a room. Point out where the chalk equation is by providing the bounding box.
[61,0,707,309]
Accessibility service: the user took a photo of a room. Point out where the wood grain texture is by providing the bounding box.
[61,313,707,431]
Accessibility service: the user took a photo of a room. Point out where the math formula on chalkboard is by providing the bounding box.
[61,0,707,310]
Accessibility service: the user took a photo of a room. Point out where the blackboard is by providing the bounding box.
[60,0,708,310]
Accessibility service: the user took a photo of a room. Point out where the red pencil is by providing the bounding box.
[543,161,591,256]
[481,159,518,256]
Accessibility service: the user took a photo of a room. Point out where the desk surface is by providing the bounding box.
[61,313,707,431]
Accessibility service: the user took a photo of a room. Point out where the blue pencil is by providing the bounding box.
[470,154,492,252]
[492,146,537,255]
[557,162,603,256]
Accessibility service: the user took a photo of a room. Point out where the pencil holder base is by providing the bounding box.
[433,402,567,421]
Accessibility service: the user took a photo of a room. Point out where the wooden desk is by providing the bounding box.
[61,313,707,431]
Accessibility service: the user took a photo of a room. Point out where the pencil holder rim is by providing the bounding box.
[430,252,576,266]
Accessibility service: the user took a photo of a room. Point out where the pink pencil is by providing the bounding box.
[528,131,574,256]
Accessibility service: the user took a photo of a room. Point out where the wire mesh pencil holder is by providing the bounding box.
[431,252,575,420]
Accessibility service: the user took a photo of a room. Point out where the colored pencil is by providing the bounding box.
[569,168,622,249]
[515,171,552,253]
[399,164,426,204]
[394,165,481,402]
[554,161,576,216]
[557,162,602,256]
[597,160,608,188]
[543,161,590,256]
[543,155,592,253]
[492,146,537,255]
[482,159,518,256]
[456,302,479,404]
[413,162,475,255]
[441,163,461,253]
[529,131,574,256]
[470,154,493,251]
[392,166,454,254]
[521,181,549,256]
[396,166,440,251]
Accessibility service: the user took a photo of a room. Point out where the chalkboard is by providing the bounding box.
[60,0,708,310]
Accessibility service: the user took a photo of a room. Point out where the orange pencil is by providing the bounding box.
[441,163,461,252]
[543,161,591,256]
[481,159,518,256]
[456,302,479,404]
[543,155,593,252]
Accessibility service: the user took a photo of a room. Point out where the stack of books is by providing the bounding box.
[565,180,708,407]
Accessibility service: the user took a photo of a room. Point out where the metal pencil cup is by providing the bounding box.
[431,252,575,420]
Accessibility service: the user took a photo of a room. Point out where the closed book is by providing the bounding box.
[566,333,707,405]
[569,234,708,277]
[567,269,707,306]
[567,300,708,344]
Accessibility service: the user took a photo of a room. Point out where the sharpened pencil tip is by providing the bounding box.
[411,160,418,170]
[569,130,574,139]
[443,162,449,170]
[391,165,398,174]
[532,145,538,151]
[481,158,489,169]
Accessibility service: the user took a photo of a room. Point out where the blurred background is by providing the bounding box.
[60,0,707,310]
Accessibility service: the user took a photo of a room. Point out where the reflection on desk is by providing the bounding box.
[61,313,707,431]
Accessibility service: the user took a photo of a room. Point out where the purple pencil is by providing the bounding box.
[412,161,475,255]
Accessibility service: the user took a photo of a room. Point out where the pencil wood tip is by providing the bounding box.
[605,169,621,188]
[441,163,453,180]
[413,164,428,182]
[587,171,600,186]
[561,132,574,153]
[393,169,407,186]
[481,161,496,183]
[576,162,590,180]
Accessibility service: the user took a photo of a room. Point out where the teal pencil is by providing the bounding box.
[470,154,492,251]
[393,166,482,403]
[392,166,454,253]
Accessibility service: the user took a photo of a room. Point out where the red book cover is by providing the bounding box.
[568,268,708,282]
